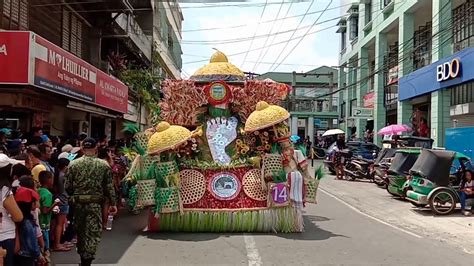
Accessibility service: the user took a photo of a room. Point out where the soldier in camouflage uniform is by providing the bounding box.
[65,137,117,266]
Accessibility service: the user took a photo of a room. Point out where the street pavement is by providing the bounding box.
[52,161,474,265]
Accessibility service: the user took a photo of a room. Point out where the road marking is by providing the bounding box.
[243,234,262,266]
[319,188,423,239]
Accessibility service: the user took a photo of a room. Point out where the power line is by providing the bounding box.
[182,24,337,64]
[181,15,342,44]
[254,0,295,70]
[240,0,269,68]
[267,0,317,71]
[299,1,462,99]
[252,0,286,72]
[181,3,351,32]
[270,0,333,72]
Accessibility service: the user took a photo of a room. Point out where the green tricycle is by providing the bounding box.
[405,149,471,215]
[385,148,421,198]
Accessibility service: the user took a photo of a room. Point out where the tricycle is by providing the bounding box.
[385,148,421,197]
[405,149,471,215]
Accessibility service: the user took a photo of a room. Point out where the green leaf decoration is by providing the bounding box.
[315,165,325,180]
[122,122,140,135]
[272,169,287,183]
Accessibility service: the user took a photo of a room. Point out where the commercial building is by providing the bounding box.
[0,0,183,140]
[336,0,473,154]
[258,66,338,144]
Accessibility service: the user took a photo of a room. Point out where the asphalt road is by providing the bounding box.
[52,182,474,265]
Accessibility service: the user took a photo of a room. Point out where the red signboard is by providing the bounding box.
[0,31,30,84]
[363,91,375,108]
[33,35,128,113]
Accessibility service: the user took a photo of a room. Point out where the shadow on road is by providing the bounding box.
[410,208,468,218]
[51,209,149,265]
[272,215,347,241]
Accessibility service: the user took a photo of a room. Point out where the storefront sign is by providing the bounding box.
[436,58,461,82]
[33,35,128,113]
[363,92,375,108]
[399,47,474,101]
[351,107,373,118]
[0,31,30,84]
[387,66,399,85]
[0,31,128,113]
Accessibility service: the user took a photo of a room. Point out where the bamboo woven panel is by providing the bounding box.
[142,155,159,178]
[243,169,267,201]
[179,170,206,205]
[305,178,319,204]
[157,187,180,214]
[136,179,156,207]
[156,161,178,178]
[263,153,283,178]
[135,132,149,151]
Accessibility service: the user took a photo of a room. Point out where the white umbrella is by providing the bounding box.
[322,128,345,137]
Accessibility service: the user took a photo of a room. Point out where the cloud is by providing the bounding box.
[181,1,340,77]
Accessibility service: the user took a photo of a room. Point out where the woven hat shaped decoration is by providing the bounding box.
[244,101,290,132]
[147,122,192,155]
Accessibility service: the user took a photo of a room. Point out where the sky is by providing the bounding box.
[179,0,344,78]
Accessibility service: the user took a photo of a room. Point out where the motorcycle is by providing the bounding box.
[344,154,376,181]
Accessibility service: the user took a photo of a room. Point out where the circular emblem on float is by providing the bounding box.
[205,81,232,105]
[209,172,241,200]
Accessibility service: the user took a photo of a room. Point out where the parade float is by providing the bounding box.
[124,51,323,233]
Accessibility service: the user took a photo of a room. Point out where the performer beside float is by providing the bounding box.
[123,51,323,233]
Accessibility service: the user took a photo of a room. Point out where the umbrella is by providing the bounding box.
[289,135,300,143]
[377,124,411,135]
[322,129,345,137]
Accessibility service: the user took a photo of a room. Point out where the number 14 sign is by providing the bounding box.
[268,183,289,207]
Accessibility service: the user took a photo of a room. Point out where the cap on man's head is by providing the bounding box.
[15,187,39,203]
[61,144,73,153]
[82,137,97,149]
[0,153,24,168]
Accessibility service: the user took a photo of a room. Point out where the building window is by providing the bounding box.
[413,22,432,70]
[62,8,83,57]
[341,31,346,51]
[384,84,398,107]
[349,99,357,116]
[167,23,174,49]
[451,82,474,106]
[383,0,393,8]
[349,16,359,40]
[1,0,28,30]
[340,102,346,118]
[452,1,474,52]
[365,2,372,24]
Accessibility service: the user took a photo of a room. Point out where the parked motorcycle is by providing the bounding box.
[344,155,376,181]
[373,148,397,187]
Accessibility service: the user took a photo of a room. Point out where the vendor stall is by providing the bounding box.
[123,51,323,233]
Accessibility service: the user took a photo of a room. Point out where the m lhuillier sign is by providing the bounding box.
[436,58,461,82]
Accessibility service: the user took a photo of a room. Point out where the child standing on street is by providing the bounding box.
[38,171,60,261]
[14,186,45,265]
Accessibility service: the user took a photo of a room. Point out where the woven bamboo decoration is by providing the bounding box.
[135,131,149,151]
[136,179,156,207]
[156,187,181,213]
[243,169,267,201]
[262,153,283,179]
[156,161,178,179]
[304,178,319,204]
[179,170,206,205]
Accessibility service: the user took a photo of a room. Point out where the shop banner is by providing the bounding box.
[33,35,128,113]
[0,31,30,84]
[363,91,375,108]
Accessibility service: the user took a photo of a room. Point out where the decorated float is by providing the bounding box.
[123,51,323,233]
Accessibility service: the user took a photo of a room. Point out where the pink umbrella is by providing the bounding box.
[377,124,412,135]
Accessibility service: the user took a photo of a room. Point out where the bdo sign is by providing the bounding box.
[436,58,461,82]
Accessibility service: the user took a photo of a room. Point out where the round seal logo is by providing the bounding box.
[210,172,241,200]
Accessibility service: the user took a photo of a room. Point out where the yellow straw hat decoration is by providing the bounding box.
[244,101,290,132]
[190,51,245,82]
[148,121,192,155]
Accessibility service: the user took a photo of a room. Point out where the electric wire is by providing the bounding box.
[270,0,333,72]
[267,0,317,71]
[240,0,269,67]
[252,0,286,72]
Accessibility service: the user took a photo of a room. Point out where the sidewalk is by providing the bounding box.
[318,174,474,254]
